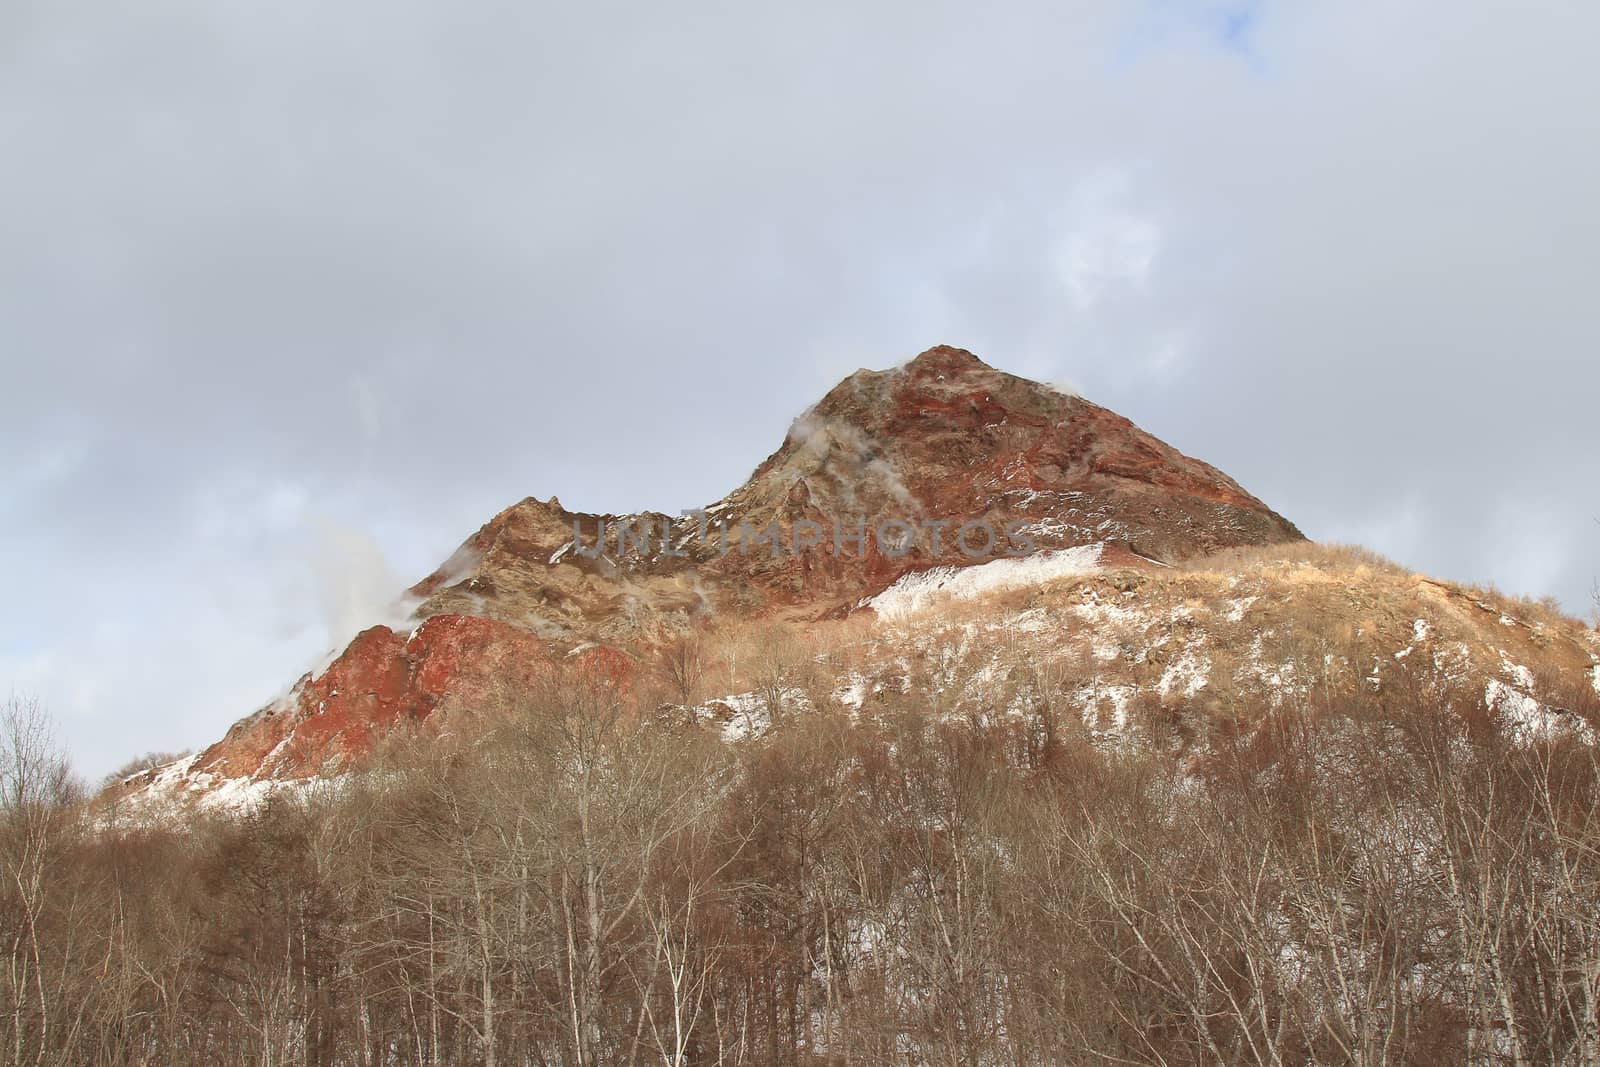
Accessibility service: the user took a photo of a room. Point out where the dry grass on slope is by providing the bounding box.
[1180,540,1586,632]
[737,542,1600,757]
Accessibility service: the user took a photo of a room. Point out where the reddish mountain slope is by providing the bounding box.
[109,346,1309,805]
[411,346,1300,636]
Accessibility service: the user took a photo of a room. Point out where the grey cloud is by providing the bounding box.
[3,0,1598,776]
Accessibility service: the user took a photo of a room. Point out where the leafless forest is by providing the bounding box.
[5,638,1600,1066]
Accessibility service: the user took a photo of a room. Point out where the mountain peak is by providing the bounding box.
[113,346,1307,794]
[903,344,991,375]
[404,345,1301,636]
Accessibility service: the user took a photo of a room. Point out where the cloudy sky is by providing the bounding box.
[3,1,1597,778]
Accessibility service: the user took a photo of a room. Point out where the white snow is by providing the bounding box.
[1021,517,1083,541]
[1078,684,1136,735]
[1431,643,1473,686]
[698,687,813,742]
[862,544,1104,620]
[113,753,337,819]
[1591,664,1600,696]
[143,753,202,791]
[1390,620,1434,662]
[261,734,294,772]
[1498,652,1536,689]
[1005,487,1044,508]
[1089,635,1121,662]
[835,675,870,710]
[548,541,572,565]
[1484,673,1596,747]
[1072,594,1143,625]
[1009,608,1051,634]
[1157,647,1211,699]
[1485,680,1556,745]
[202,775,287,814]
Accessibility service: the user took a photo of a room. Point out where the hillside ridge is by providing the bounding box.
[110,346,1330,804]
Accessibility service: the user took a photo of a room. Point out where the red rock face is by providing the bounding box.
[702,346,1299,612]
[144,615,635,784]
[414,346,1301,633]
[175,616,540,780]
[119,347,1304,793]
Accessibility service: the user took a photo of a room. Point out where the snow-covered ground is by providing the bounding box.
[120,558,1600,819]
[862,544,1105,619]
[108,752,339,821]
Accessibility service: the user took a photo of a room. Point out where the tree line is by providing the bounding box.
[4,639,1600,1066]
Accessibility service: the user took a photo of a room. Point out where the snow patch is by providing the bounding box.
[1090,632,1122,662]
[1072,595,1148,629]
[1432,643,1473,686]
[697,687,813,742]
[1485,680,1556,745]
[835,675,870,710]
[1223,596,1257,623]
[1009,608,1051,634]
[1157,648,1211,700]
[862,544,1104,620]
[1499,652,1536,690]
[1078,684,1136,736]
[114,754,337,819]
[1485,676,1596,747]
[1021,517,1087,541]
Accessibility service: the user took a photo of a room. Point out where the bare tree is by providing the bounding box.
[655,632,709,708]
[0,696,83,1067]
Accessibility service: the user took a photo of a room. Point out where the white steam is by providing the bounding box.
[785,414,921,512]
[302,518,417,655]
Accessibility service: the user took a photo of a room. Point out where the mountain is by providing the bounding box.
[407,345,1300,638]
[106,347,1598,812]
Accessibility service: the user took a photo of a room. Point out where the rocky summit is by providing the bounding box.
[409,345,1301,635]
[111,347,1457,804]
